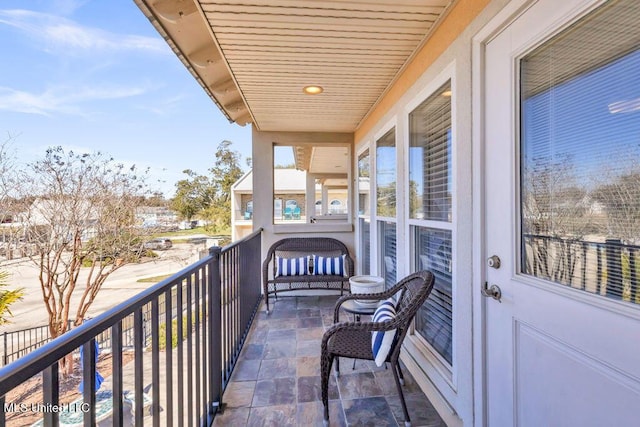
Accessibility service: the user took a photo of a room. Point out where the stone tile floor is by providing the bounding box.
[212,295,446,427]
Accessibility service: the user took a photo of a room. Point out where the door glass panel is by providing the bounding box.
[520,0,640,305]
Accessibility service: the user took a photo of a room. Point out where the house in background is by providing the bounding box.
[135,206,179,229]
[231,167,348,241]
[88,0,640,425]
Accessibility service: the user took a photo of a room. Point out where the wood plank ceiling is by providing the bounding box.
[136,0,453,132]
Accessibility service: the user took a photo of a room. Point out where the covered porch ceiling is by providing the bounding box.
[134,0,454,132]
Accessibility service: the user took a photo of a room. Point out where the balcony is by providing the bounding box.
[0,229,444,426]
[212,295,445,427]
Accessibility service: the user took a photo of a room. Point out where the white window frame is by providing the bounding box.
[404,64,458,382]
[374,119,399,279]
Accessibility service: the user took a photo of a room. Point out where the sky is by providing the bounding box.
[0,0,252,197]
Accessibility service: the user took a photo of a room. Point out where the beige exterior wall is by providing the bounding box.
[251,129,356,258]
[352,1,510,426]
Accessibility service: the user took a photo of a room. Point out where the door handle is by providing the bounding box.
[482,282,502,303]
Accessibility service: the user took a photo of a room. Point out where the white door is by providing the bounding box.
[484,0,640,425]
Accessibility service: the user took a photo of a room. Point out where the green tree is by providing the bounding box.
[205,140,244,232]
[0,270,24,326]
[171,169,216,221]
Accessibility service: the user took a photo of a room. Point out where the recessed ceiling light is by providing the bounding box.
[303,85,323,95]
[442,90,452,97]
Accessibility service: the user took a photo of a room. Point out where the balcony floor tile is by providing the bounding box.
[217,295,447,427]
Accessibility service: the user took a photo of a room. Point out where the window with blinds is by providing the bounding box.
[409,81,454,364]
[520,0,640,305]
[409,82,452,222]
[360,217,371,275]
[379,221,397,289]
[376,128,396,218]
[413,226,452,364]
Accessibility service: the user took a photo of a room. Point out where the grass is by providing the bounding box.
[137,274,175,283]
[154,226,212,237]
[157,316,189,350]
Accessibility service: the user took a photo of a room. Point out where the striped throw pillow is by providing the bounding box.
[275,256,310,277]
[371,299,397,367]
[312,254,347,277]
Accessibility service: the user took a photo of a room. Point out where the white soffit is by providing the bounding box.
[137,0,453,132]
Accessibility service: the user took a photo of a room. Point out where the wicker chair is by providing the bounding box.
[320,270,435,427]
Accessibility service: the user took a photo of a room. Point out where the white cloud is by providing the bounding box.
[0,9,168,54]
[141,94,187,116]
[0,84,150,116]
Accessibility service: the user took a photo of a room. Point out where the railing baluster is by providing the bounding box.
[43,361,59,427]
[597,244,603,294]
[112,322,123,427]
[165,288,173,427]
[186,274,194,427]
[0,395,6,427]
[200,266,207,425]
[629,248,638,303]
[177,281,184,424]
[82,340,96,427]
[209,247,222,421]
[3,332,7,366]
[194,268,202,426]
[151,299,160,427]
[134,309,144,426]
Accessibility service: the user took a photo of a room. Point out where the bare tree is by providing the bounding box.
[0,135,27,257]
[592,171,640,245]
[19,147,152,346]
[522,155,594,284]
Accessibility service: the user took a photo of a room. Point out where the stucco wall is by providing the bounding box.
[251,129,356,259]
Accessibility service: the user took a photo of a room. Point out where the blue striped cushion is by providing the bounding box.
[275,256,309,277]
[312,254,347,277]
[371,299,397,367]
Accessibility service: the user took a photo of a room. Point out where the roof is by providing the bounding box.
[232,168,308,193]
[134,0,454,132]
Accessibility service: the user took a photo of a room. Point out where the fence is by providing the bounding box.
[0,228,262,426]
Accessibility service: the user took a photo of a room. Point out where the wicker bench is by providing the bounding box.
[262,237,354,313]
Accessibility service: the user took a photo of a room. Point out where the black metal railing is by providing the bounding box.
[523,234,639,304]
[0,229,262,426]
[2,322,70,366]
[1,308,155,367]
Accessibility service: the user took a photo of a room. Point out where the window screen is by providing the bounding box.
[520,0,640,305]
